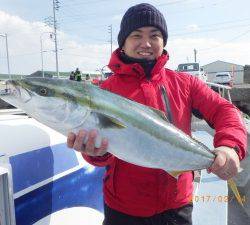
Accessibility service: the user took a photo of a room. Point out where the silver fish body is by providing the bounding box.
[1,78,215,172]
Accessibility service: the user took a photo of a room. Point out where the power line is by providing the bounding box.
[58,0,190,22]
[62,0,111,7]
[166,0,229,15]
[61,53,108,58]
[59,18,250,38]
[7,27,249,59]
[156,0,189,7]
[58,0,225,22]
[60,0,189,19]
[170,17,250,32]
[57,2,249,35]
[171,23,250,37]
[0,50,56,58]
[0,52,39,58]
[198,29,250,52]
[59,0,112,19]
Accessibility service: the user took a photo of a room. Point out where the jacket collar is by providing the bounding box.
[108,48,169,80]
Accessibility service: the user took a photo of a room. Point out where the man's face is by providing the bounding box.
[122,26,164,60]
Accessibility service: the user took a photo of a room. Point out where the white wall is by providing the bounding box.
[202,61,244,84]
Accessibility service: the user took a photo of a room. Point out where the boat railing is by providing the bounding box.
[0,154,16,225]
[206,82,232,102]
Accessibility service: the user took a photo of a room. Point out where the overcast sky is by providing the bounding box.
[0,0,250,75]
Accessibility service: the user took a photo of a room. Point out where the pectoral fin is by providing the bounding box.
[93,112,126,129]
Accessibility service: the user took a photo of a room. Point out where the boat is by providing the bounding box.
[0,110,105,225]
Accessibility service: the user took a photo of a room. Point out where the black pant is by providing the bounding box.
[103,203,193,225]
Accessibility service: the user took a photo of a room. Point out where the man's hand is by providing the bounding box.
[67,129,108,157]
[208,146,240,180]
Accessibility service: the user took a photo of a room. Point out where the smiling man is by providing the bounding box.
[67,3,247,225]
[121,27,164,59]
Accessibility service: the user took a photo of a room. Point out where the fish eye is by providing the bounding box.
[40,88,47,96]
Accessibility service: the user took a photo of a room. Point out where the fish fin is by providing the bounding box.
[149,107,169,122]
[168,170,186,179]
[228,178,244,207]
[93,112,126,129]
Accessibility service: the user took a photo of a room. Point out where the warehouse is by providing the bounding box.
[202,60,244,84]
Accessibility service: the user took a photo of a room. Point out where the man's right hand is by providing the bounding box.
[67,129,108,157]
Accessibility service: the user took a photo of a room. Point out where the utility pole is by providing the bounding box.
[0,34,11,79]
[52,0,60,78]
[40,32,54,78]
[108,25,113,56]
[40,36,44,78]
[194,48,197,62]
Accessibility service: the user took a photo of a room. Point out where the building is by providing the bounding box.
[202,60,244,84]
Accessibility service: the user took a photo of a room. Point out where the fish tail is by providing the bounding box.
[228,178,243,207]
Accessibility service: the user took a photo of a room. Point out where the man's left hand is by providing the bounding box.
[208,146,240,180]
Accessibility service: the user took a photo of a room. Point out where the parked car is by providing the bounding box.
[214,72,232,86]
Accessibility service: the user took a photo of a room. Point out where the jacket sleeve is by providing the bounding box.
[190,76,247,160]
[80,77,115,167]
[82,153,115,167]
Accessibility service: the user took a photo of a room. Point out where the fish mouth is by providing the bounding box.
[0,81,11,96]
[3,80,32,103]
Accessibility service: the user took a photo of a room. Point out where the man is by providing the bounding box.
[69,71,75,80]
[74,67,82,81]
[67,3,247,225]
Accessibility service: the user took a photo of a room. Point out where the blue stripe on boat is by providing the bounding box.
[14,167,105,225]
[9,143,79,193]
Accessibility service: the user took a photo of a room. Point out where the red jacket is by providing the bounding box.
[83,49,247,217]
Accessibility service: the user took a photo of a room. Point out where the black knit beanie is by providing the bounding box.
[118,3,168,48]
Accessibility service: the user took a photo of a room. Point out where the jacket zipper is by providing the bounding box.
[159,85,173,124]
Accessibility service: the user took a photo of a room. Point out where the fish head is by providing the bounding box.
[3,78,58,108]
[1,78,91,131]
[1,79,37,108]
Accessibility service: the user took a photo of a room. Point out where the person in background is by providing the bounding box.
[85,74,90,80]
[69,71,75,80]
[75,68,82,82]
[67,3,247,225]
